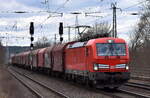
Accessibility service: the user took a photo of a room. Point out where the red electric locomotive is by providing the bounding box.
[65,37,130,88]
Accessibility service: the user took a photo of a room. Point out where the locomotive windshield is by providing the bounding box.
[96,43,126,56]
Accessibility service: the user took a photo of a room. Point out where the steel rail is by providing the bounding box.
[10,67,69,98]
[118,88,150,98]
[11,66,150,98]
[125,82,150,90]
[8,68,43,98]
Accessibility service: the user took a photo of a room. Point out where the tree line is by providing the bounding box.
[129,0,150,77]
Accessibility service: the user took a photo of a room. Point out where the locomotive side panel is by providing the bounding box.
[65,47,88,76]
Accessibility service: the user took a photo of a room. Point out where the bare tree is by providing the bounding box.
[34,36,52,49]
[77,22,111,41]
[130,1,150,50]
[129,1,150,77]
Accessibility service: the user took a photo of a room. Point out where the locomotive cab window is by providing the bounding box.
[96,43,126,56]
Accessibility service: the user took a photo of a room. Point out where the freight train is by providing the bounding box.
[11,37,130,89]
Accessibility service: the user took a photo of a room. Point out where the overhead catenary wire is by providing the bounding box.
[31,0,70,35]
[0,0,147,46]
[122,0,146,11]
[0,4,66,32]
[95,0,146,23]
[0,0,144,31]
[42,0,70,23]
[55,0,70,12]
[0,0,143,33]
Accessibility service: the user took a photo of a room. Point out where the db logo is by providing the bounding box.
[110,66,115,69]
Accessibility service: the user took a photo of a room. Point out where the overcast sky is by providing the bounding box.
[0,0,144,46]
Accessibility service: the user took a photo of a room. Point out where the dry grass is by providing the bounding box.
[0,92,8,98]
[0,67,37,98]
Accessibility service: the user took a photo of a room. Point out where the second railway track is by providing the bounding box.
[125,82,150,90]
[117,81,150,98]
[8,67,69,98]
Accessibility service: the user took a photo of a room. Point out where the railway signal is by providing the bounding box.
[60,37,63,42]
[59,22,63,43]
[30,22,34,49]
[31,36,34,41]
[59,22,63,35]
[30,43,34,48]
[30,22,34,35]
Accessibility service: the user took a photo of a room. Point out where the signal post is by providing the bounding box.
[29,22,34,70]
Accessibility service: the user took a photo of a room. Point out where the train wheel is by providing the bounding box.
[91,80,98,88]
[112,87,118,90]
[85,79,90,87]
[73,75,77,83]
[47,70,51,76]
[65,74,69,80]
[88,80,94,87]
[30,65,33,71]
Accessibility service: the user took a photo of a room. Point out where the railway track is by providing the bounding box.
[9,66,130,98]
[8,67,69,98]
[9,66,150,98]
[73,82,149,98]
[70,78,150,98]
[118,88,150,98]
[117,82,150,98]
[126,82,150,90]
[93,88,135,98]
[8,68,42,98]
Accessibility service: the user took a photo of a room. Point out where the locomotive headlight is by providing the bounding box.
[108,39,114,43]
[126,65,129,70]
[94,64,98,71]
